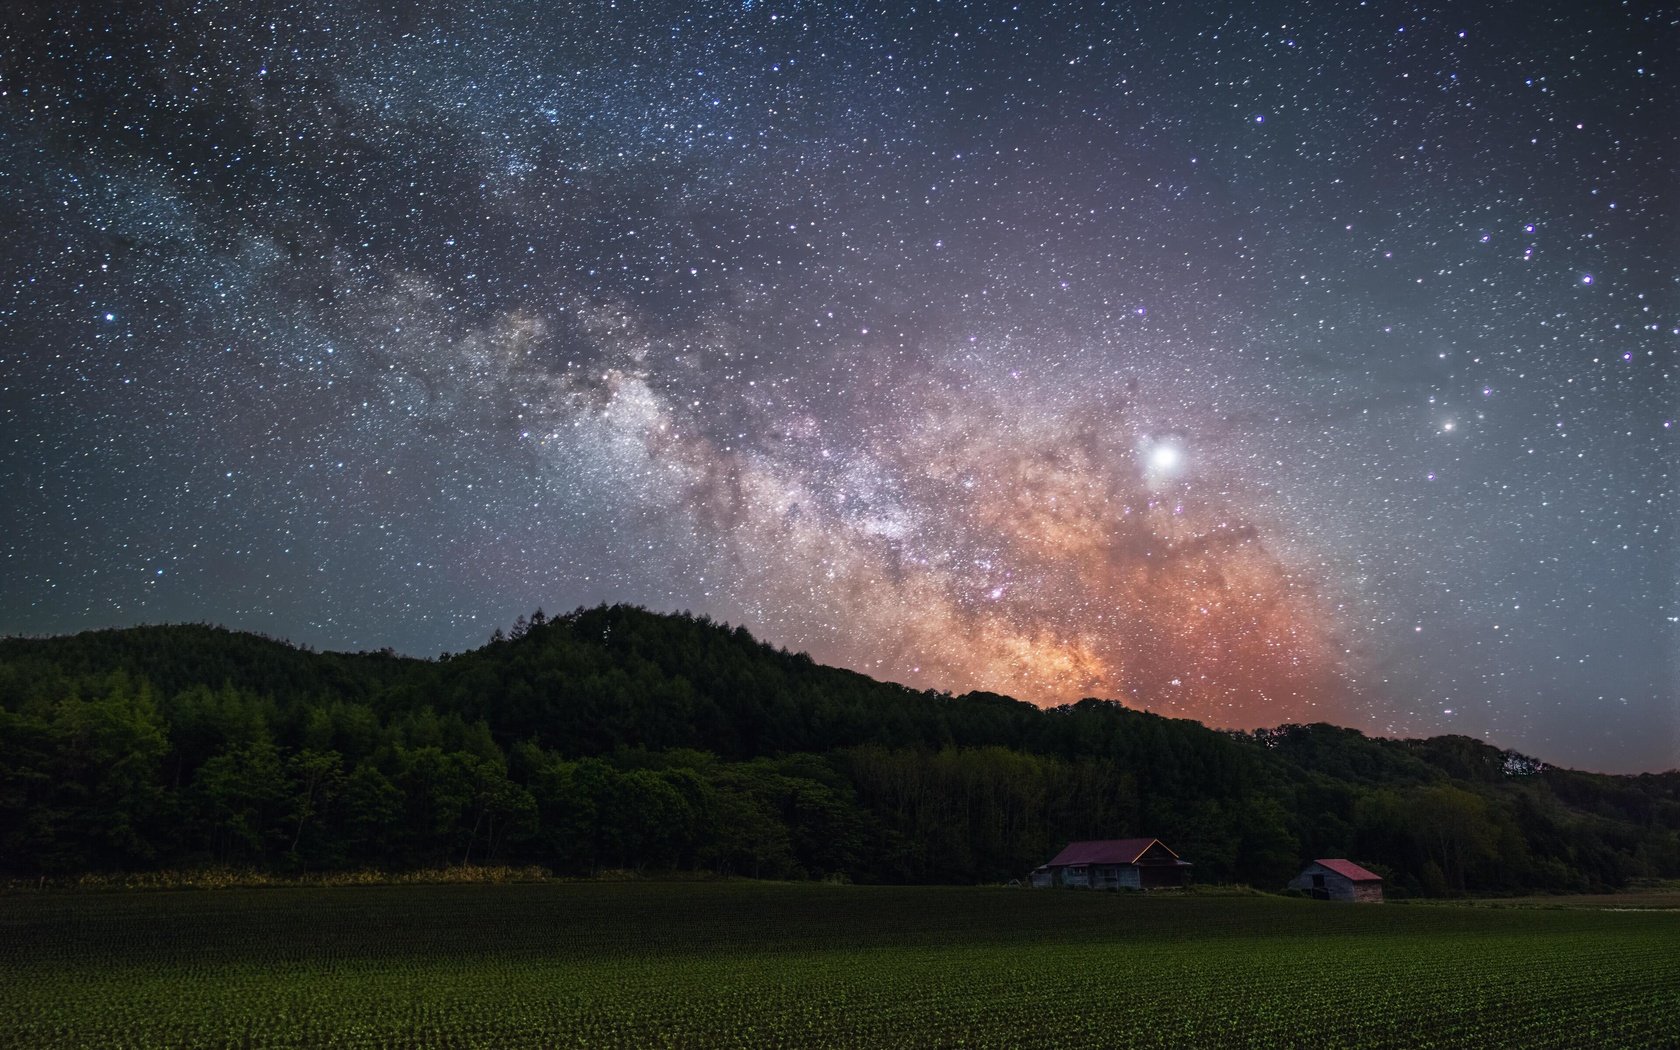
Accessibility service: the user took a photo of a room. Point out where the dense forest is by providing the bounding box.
[2,605,1676,896]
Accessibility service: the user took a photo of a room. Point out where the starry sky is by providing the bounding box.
[1,1,1674,772]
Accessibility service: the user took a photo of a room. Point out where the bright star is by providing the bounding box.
[1148,443,1183,473]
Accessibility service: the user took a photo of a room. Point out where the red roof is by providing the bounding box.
[1046,839,1177,866]
[1313,859,1382,882]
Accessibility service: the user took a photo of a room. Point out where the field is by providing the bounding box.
[3,883,1677,1048]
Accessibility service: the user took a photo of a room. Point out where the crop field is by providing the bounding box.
[3,883,1677,1048]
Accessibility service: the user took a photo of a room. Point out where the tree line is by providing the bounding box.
[1,605,1675,895]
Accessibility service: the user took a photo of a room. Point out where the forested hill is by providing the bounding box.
[2,605,1676,896]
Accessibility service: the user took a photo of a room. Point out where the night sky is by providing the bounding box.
[2,1,1674,772]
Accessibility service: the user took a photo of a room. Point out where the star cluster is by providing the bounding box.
[1,1,1674,770]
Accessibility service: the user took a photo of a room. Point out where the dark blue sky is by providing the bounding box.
[2,1,1674,771]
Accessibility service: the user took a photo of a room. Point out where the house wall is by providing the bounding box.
[1137,842,1175,864]
[1046,864,1144,889]
[1138,864,1186,889]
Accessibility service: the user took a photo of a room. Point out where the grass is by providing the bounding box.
[3,882,1677,1047]
[1392,883,1680,912]
[0,864,557,895]
[1465,886,1680,911]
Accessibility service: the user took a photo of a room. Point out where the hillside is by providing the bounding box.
[2,605,1676,894]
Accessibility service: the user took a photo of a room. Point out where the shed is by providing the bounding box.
[1288,859,1383,902]
[1029,838,1191,890]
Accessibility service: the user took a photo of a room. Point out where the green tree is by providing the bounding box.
[1409,783,1499,894]
[49,675,170,868]
[193,736,286,863]
[338,763,402,865]
[393,747,475,866]
[285,749,345,866]
[458,753,537,864]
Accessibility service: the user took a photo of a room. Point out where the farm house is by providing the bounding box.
[1029,838,1191,890]
[1288,859,1384,902]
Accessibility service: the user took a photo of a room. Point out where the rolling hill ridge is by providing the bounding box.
[2,605,1675,894]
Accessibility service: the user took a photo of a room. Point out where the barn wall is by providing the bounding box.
[1289,864,1384,902]
[1326,874,1358,902]
[1119,865,1141,889]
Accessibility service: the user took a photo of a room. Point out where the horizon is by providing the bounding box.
[8,606,1670,777]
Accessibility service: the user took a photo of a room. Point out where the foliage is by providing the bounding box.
[1,606,1676,894]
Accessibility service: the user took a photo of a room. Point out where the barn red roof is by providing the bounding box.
[1314,858,1382,882]
[1046,839,1177,866]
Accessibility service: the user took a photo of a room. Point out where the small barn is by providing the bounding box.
[1289,859,1383,903]
[1029,838,1191,890]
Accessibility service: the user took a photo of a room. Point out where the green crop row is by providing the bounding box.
[2,884,1677,1048]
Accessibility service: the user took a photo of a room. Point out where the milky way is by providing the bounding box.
[1,1,1674,770]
